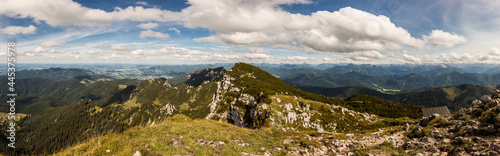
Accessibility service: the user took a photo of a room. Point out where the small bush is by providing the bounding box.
[427,117,450,127]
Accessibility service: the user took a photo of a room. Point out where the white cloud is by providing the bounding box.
[0,0,435,54]
[169,28,181,35]
[108,6,182,22]
[489,47,500,55]
[23,52,40,58]
[348,51,386,61]
[139,30,169,39]
[93,44,136,52]
[400,54,422,62]
[0,25,36,35]
[0,0,181,27]
[439,52,473,62]
[137,22,158,29]
[184,1,426,53]
[87,50,107,55]
[210,47,234,53]
[131,45,209,56]
[2,0,486,64]
[47,49,65,53]
[135,1,149,6]
[423,30,467,48]
[33,47,46,53]
[69,54,80,59]
[40,41,62,47]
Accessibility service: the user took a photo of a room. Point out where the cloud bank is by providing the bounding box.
[139,30,169,39]
[0,25,36,35]
[423,30,467,48]
[1,0,467,53]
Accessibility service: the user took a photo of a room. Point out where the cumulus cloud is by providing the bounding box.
[28,46,65,54]
[87,50,107,55]
[47,49,65,53]
[23,52,41,58]
[184,1,426,53]
[2,0,476,62]
[125,45,340,63]
[139,30,169,39]
[33,47,46,53]
[137,22,158,29]
[135,1,149,6]
[169,28,181,35]
[93,44,136,52]
[440,52,473,62]
[489,47,500,55]
[1,0,439,54]
[0,25,36,35]
[348,51,386,61]
[0,0,181,27]
[423,30,467,48]
[400,54,422,62]
[40,41,62,47]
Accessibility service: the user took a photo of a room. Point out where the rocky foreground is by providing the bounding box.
[265,90,500,156]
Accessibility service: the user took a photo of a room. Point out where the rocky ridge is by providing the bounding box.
[399,90,500,155]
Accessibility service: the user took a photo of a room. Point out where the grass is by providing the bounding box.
[54,113,415,156]
[0,112,28,122]
[372,83,401,94]
[118,85,127,90]
[55,114,311,156]
[122,96,141,108]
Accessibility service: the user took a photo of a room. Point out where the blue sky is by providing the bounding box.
[0,0,499,64]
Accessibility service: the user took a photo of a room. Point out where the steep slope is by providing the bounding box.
[14,68,110,81]
[392,84,499,111]
[205,63,422,132]
[185,67,226,87]
[294,82,500,112]
[283,70,500,92]
[292,84,388,99]
[0,77,136,109]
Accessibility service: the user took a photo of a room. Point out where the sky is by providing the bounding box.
[0,0,499,64]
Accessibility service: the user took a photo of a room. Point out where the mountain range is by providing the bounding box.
[2,63,500,155]
[0,63,422,155]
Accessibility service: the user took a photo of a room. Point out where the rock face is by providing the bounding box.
[185,67,226,87]
[227,105,244,127]
[162,79,172,88]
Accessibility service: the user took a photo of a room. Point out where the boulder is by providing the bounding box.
[133,151,142,156]
[484,124,496,133]
[227,105,244,127]
[420,117,430,126]
[481,95,492,103]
